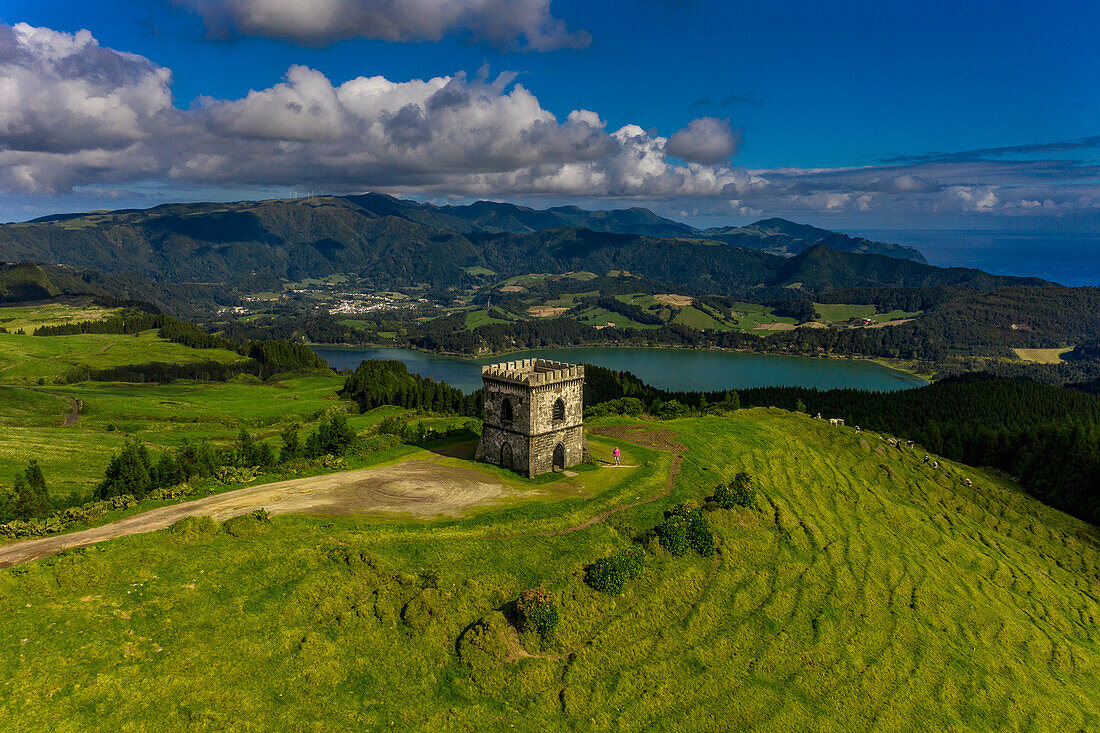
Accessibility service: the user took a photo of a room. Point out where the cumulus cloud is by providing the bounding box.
[2,21,1098,223]
[174,0,591,50]
[665,117,742,164]
[0,23,175,192]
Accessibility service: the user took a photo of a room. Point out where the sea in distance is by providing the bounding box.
[311,346,927,394]
[853,229,1100,287]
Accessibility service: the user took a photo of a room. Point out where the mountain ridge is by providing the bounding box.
[0,195,1042,300]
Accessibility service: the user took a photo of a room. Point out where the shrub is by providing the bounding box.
[223,509,270,538]
[352,434,402,458]
[655,515,690,556]
[584,547,646,594]
[711,471,756,509]
[658,504,715,557]
[375,415,407,439]
[167,515,221,540]
[516,587,560,637]
[305,414,358,458]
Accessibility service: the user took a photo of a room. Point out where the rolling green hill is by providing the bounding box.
[0,410,1098,730]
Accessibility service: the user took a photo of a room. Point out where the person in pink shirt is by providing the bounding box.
[612,447,620,465]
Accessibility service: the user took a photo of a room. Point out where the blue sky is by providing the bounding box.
[1,0,1098,230]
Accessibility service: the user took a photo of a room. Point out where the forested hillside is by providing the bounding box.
[0,196,976,294]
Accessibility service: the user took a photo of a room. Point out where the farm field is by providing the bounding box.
[2,409,1098,730]
[464,309,513,329]
[1014,347,1072,364]
[812,303,922,324]
[730,302,798,331]
[0,302,119,332]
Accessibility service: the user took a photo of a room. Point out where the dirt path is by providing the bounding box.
[59,394,79,426]
[0,460,511,568]
[1,427,688,567]
[21,387,79,426]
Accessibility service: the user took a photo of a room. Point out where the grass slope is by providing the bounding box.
[0,330,246,383]
[0,373,352,502]
[1,410,1098,730]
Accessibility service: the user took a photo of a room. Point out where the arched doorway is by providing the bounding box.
[500,442,513,469]
[553,443,565,470]
[500,397,514,425]
[552,398,565,421]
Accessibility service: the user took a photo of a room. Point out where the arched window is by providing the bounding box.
[500,397,514,425]
[552,398,565,421]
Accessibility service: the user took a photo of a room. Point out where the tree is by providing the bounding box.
[97,442,152,499]
[280,424,303,463]
[12,460,49,519]
[315,414,357,456]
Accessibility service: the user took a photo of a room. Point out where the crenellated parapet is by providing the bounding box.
[476,358,590,476]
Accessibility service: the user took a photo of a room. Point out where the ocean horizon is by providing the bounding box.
[853,229,1100,287]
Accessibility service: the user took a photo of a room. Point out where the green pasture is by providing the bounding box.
[0,303,119,332]
[0,330,246,383]
[671,304,729,330]
[811,303,922,324]
[464,309,513,330]
[812,302,877,322]
[0,373,357,502]
[573,307,661,330]
[2,409,1098,730]
[729,302,798,331]
[872,308,921,322]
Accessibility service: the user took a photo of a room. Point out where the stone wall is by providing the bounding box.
[476,365,590,476]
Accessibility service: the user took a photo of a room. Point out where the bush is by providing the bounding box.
[516,587,560,636]
[305,414,358,458]
[223,508,271,538]
[352,434,403,458]
[712,470,757,509]
[655,515,690,556]
[584,546,646,594]
[375,415,407,439]
[166,515,221,540]
[657,504,715,557]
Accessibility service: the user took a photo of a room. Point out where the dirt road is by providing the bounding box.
[0,460,511,568]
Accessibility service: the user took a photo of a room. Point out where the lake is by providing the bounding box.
[311,346,927,393]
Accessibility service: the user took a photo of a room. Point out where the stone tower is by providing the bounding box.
[475,359,591,476]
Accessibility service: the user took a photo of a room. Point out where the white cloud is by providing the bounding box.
[1,22,1098,222]
[174,0,591,50]
[665,117,741,165]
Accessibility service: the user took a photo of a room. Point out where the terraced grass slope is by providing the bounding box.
[1,410,1098,730]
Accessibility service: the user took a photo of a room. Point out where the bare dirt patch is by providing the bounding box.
[588,426,686,453]
[798,321,829,329]
[753,322,798,331]
[655,293,693,307]
[865,318,915,329]
[499,285,526,293]
[527,305,571,318]
[0,460,512,568]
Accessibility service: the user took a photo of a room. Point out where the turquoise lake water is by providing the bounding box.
[310,346,927,394]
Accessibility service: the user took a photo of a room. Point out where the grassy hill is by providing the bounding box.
[1,409,1098,730]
